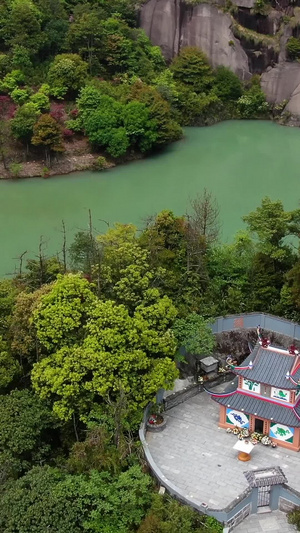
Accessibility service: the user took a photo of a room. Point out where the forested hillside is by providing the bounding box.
[0,0,270,177]
[0,194,299,530]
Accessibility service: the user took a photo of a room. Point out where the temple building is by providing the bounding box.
[211,330,300,451]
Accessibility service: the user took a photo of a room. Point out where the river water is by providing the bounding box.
[1,120,300,277]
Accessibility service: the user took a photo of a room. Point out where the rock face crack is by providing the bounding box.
[140,0,300,115]
[140,0,251,77]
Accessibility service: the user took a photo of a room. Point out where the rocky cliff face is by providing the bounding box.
[140,0,251,78]
[139,0,300,116]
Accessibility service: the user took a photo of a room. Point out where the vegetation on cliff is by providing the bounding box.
[0,0,269,176]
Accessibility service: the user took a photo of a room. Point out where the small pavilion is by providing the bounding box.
[211,328,300,451]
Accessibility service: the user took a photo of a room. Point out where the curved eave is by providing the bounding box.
[203,386,236,398]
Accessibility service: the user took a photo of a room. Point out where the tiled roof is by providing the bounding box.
[212,391,300,427]
[234,344,296,389]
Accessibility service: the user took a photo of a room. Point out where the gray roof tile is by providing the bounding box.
[212,391,300,427]
[235,344,296,389]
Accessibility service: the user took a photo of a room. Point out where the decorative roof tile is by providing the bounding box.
[234,344,296,389]
[212,391,300,427]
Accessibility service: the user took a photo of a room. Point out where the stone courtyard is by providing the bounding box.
[146,390,300,509]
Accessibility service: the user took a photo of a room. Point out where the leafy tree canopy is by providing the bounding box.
[0,464,152,533]
[0,389,56,479]
[172,313,215,356]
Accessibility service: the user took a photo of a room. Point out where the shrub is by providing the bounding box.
[93,156,108,170]
[288,508,300,529]
[213,66,243,101]
[9,163,23,178]
[286,37,300,60]
[62,128,73,138]
[41,166,50,178]
[50,103,65,123]
[11,88,30,105]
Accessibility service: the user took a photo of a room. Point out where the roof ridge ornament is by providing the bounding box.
[257,325,270,348]
[289,345,299,356]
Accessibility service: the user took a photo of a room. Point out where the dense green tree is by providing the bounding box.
[32,113,64,165]
[0,465,152,533]
[47,53,88,98]
[3,0,43,56]
[11,102,40,149]
[0,336,21,390]
[213,65,243,101]
[10,285,52,367]
[0,280,19,337]
[138,493,223,533]
[0,390,57,479]
[237,78,269,118]
[66,9,104,74]
[32,296,178,422]
[0,69,25,94]
[69,230,100,276]
[206,231,255,315]
[129,81,182,145]
[243,197,293,260]
[170,47,213,93]
[172,313,215,356]
[96,223,155,308]
[33,273,96,352]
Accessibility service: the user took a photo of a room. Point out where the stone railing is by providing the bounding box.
[210,312,300,340]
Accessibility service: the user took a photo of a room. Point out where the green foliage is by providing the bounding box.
[172,313,215,355]
[69,231,99,275]
[213,66,243,101]
[138,493,223,533]
[47,53,89,98]
[67,426,123,475]
[76,84,181,157]
[0,70,25,94]
[0,464,152,533]
[24,256,64,290]
[237,79,269,118]
[11,102,40,144]
[171,47,213,93]
[286,37,300,60]
[243,196,293,260]
[2,0,43,56]
[30,85,50,112]
[10,285,52,366]
[9,162,23,178]
[33,273,96,352]
[93,155,108,170]
[253,0,270,15]
[0,280,19,337]
[32,114,64,162]
[10,87,30,105]
[0,336,21,390]
[32,295,178,422]
[0,390,56,479]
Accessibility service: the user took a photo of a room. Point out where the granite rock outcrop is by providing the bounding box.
[140,0,300,116]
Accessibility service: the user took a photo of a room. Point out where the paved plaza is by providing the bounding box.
[146,390,300,509]
[234,510,297,532]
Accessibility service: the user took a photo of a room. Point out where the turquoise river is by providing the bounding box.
[1,120,300,277]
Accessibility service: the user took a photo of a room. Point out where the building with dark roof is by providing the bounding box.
[210,336,300,451]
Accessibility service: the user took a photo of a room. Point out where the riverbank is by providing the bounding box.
[0,137,113,180]
[0,134,161,180]
[1,113,299,180]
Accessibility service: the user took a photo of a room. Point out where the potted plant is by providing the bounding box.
[146,403,167,432]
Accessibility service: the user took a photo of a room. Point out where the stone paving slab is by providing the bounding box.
[233,510,297,532]
[146,391,300,509]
